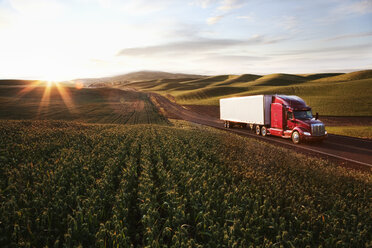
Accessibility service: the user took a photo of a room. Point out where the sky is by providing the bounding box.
[0,0,371,80]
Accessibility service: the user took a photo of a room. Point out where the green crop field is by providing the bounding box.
[326,126,372,139]
[125,70,372,116]
[1,120,370,247]
[0,82,167,124]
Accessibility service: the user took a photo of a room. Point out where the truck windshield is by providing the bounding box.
[294,110,313,119]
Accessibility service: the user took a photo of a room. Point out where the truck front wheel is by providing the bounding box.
[292,131,300,144]
[261,126,267,136]
[255,125,261,135]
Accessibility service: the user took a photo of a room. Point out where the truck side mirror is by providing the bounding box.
[315,112,319,120]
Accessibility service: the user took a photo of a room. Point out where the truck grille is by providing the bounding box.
[311,124,325,136]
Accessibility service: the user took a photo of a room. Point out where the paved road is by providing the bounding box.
[150,93,372,169]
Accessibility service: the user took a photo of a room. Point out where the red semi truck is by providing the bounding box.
[220,95,327,144]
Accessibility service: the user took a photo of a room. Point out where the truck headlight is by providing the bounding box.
[325,131,327,135]
[304,132,311,136]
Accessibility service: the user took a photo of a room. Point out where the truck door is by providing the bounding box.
[286,111,295,130]
[271,103,284,129]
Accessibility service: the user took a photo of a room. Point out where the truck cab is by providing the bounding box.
[269,95,327,143]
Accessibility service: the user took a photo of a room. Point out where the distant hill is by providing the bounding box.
[311,70,372,82]
[0,79,38,86]
[77,71,205,87]
[111,71,204,82]
[216,74,262,86]
[250,73,306,86]
[300,73,343,81]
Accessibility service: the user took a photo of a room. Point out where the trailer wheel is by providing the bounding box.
[227,121,233,128]
[224,121,227,128]
[255,125,261,135]
[261,126,267,136]
[292,131,300,144]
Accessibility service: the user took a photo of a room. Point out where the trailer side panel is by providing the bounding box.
[220,95,271,125]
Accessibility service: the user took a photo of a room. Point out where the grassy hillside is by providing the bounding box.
[79,71,204,86]
[125,70,372,116]
[248,73,306,86]
[310,70,372,83]
[300,73,342,81]
[1,120,370,247]
[326,126,372,139]
[0,83,167,124]
[215,74,261,86]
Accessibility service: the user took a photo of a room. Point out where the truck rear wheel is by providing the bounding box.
[261,126,267,136]
[255,125,260,135]
[292,131,300,144]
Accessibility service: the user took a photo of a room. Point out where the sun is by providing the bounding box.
[46,81,55,88]
[41,73,69,84]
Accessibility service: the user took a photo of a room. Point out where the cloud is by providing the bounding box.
[279,16,299,31]
[92,0,173,14]
[117,39,244,56]
[207,15,224,25]
[218,0,245,11]
[9,0,65,17]
[192,0,217,8]
[205,0,246,25]
[117,35,284,57]
[163,23,201,39]
[326,31,372,41]
[317,0,372,25]
[336,0,372,15]
[236,15,253,21]
[122,0,173,14]
[271,43,372,57]
[192,0,244,10]
[201,53,270,62]
[321,0,372,23]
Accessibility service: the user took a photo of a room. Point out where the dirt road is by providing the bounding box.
[149,93,372,169]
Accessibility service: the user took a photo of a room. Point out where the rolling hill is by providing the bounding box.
[119,69,372,116]
[310,70,372,83]
[77,71,205,87]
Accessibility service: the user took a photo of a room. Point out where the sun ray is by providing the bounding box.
[37,82,52,118]
[55,82,77,114]
[13,79,78,118]
[12,80,44,103]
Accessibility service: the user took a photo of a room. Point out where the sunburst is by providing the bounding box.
[15,80,79,118]
[55,82,76,114]
[37,82,52,117]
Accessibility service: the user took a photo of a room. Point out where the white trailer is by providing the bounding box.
[220,95,272,128]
